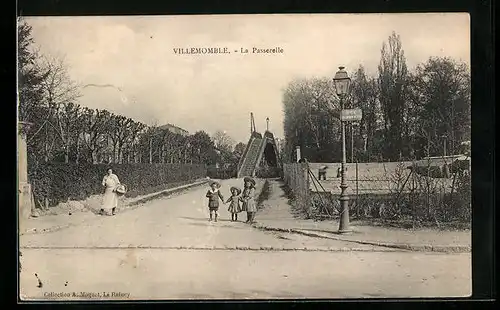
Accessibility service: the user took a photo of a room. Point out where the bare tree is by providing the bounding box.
[213,130,236,154]
[123,120,146,163]
[106,115,134,163]
[82,108,111,164]
[36,54,82,163]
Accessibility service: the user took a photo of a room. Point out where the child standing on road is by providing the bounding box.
[206,181,224,222]
[226,187,242,222]
[241,177,257,223]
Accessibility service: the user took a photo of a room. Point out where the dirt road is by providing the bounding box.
[19,179,471,300]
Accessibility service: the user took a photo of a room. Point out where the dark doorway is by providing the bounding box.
[263,143,278,167]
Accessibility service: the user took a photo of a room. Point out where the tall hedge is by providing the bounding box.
[206,165,237,179]
[28,162,207,208]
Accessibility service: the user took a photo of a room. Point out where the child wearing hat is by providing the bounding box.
[206,181,225,222]
[242,177,257,223]
[226,187,243,222]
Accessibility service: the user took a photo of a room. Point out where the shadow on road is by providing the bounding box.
[181,216,233,223]
[187,222,249,230]
[300,228,364,236]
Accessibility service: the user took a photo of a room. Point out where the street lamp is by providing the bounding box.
[333,66,352,234]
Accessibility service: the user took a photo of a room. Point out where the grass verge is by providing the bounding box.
[256,179,271,210]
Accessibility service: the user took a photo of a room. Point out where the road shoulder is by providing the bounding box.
[252,179,471,253]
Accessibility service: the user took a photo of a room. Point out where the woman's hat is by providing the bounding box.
[243,176,256,185]
[230,186,242,195]
[210,181,221,188]
[320,165,328,170]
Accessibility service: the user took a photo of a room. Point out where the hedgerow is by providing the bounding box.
[28,162,206,208]
[206,165,237,179]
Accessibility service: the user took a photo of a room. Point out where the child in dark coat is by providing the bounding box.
[206,181,224,222]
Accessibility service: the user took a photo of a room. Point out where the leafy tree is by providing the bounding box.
[351,65,380,159]
[17,20,47,125]
[378,31,409,160]
[409,57,471,157]
[283,77,341,162]
[190,131,217,165]
[233,142,246,159]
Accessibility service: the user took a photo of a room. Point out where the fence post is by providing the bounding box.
[18,122,34,228]
[356,161,359,207]
[305,162,311,217]
[296,146,301,162]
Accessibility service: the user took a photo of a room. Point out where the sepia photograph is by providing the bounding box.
[17,13,472,300]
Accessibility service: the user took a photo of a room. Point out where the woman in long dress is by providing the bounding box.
[101,168,121,216]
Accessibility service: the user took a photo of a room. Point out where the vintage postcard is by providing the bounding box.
[18,13,471,300]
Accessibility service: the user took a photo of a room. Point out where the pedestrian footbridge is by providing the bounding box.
[237,114,281,178]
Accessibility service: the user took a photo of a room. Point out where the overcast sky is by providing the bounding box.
[25,13,470,143]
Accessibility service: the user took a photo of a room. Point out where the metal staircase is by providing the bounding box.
[237,136,264,177]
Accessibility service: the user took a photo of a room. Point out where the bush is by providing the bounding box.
[28,162,206,208]
[255,166,282,178]
[310,189,471,228]
[256,179,271,209]
[206,165,237,179]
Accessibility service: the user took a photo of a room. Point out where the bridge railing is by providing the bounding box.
[237,135,254,175]
[282,162,311,218]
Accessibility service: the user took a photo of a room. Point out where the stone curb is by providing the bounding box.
[126,180,209,206]
[20,180,209,236]
[19,245,400,252]
[253,224,471,253]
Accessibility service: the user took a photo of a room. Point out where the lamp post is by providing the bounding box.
[333,66,352,234]
[441,134,447,157]
[350,123,354,163]
[266,117,269,131]
[351,122,359,163]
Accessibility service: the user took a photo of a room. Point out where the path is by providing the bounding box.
[19,178,472,300]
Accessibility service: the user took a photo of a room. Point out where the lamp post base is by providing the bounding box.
[337,228,353,234]
[338,183,350,234]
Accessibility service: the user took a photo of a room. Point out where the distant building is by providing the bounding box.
[159,123,189,137]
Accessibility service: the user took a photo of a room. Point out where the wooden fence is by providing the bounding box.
[282,163,311,217]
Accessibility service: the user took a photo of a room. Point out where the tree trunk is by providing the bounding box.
[118,145,123,164]
[64,144,69,163]
[161,145,165,164]
[76,134,80,164]
[44,125,49,162]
